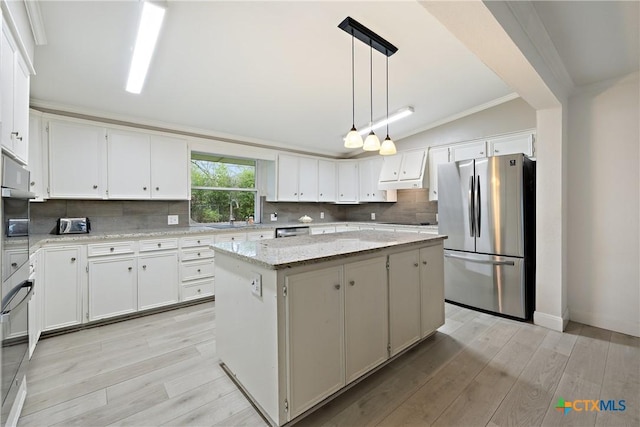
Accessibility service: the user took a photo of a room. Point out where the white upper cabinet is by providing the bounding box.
[359,157,396,202]
[378,149,428,190]
[427,146,450,201]
[318,159,336,202]
[1,18,30,163]
[149,135,189,199]
[449,140,486,162]
[337,161,358,203]
[378,155,403,182]
[107,130,189,200]
[48,119,108,199]
[274,154,318,202]
[488,131,535,158]
[28,111,48,201]
[107,129,151,199]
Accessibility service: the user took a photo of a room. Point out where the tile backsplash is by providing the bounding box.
[31,190,436,235]
[30,200,190,234]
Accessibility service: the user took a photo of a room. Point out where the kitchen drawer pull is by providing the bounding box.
[414,263,419,267]
[197,269,201,273]
[422,261,427,265]
[156,187,159,191]
[349,280,355,286]
[334,284,341,290]
[70,257,76,262]
[93,185,98,189]
[143,186,147,190]
[197,252,201,256]
[157,243,162,247]
[143,265,147,269]
[110,247,115,252]
[197,240,201,244]
[128,267,132,271]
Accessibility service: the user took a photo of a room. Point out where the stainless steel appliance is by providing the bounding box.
[1,155,35,425]
[275,226,310,238]
[56,217,90,234]
[438,154,535,319]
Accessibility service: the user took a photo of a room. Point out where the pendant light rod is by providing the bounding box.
[370,45,373,126]
[386,56,389,137]
[351,35,356,127]
[338,17,397,57]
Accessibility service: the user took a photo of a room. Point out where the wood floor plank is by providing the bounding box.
[213,406,268,426]
[161,389,253,426]
[540,372,602,427]
[17,390,107,427]
[488,346,569,426]
[376,319,520,427]
[431,323,547,426]
[563,325,611,385]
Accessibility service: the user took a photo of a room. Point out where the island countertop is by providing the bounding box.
[211,230,447,270]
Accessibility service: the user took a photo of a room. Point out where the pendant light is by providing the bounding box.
[362,44,381,151]
[344,34,363,148]
[379,55,397,155]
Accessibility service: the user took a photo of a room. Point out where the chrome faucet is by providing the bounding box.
[229,199,239,224]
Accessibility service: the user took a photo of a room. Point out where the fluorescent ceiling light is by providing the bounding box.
[126,1,166,94]
[358,106,414,136]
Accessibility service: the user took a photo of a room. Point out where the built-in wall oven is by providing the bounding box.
[1,155,35,426]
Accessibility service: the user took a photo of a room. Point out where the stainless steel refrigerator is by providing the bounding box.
[438,154,535,319]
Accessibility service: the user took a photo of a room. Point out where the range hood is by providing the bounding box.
[378,149,428,190]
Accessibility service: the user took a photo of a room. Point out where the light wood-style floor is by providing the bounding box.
[19,301,639,427]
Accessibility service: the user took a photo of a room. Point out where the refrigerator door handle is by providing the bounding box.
[468,175,475,238]
[475,175,481,237]
[444,252,515,266]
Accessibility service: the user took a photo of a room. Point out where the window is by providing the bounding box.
[190,154,257,224]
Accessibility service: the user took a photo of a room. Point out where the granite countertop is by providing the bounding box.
[211,230,447,270]
[29,221,439,248]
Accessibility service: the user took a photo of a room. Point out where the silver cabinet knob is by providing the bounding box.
[197,269,201,273]
[349,280,355,286]
[143,187,147,190]
[414,263,419,267]
[71,257,76,262]
[156,187,159,191]
[11,262,17,268]
[197,289,201,293]
[334,284,341,290]
[231,237,235,241]
[128,267,132,271]
[93,185,98,189]
[157,243,162,247]
[197,252,201,256]
[30,181,35,186]
[197,240,201,244]
[110,247,115,252]
[422,261,427,265]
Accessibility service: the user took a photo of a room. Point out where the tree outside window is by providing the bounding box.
[190,155,256,224]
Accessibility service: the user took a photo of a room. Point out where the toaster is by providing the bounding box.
[57,217,91,234]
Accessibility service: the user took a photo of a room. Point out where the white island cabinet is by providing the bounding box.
[213,230,446,425]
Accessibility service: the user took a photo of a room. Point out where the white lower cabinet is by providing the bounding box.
[285,266,345,419]
[138,252,179,310]
[420,243,445,337]
[88,256,137,321]
[344,257,388,383]
[179,235,215,301]
[388,250,422,356]
[42,246,84,330]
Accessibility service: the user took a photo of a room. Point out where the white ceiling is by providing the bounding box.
[29,1,639,158]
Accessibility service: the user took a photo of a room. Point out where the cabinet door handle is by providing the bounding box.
[70,257,76,262]
[197,269,201,273]
[128,267,132,271]
[197,240,201,244]
[334,284,341,290]
[93,185,98,189]
[495,149,500,153]
[414,263,419,267]
[349,280,355,286]
[110,247,115,252]
[197,288,201,293]
[156,187,160,191]
[11,262,17,268]
[231,237,235,241]
[197,252,201,256]
[30,181,35,186]
[142,265,147,269]
[143,187,147,190]
[157,243,162,247]
[422,261,427,265]
[10,131,18,136]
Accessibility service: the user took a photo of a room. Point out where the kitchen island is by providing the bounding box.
[212,230,446,426]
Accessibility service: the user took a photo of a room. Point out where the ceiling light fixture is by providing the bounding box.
[126,1,166,94]
[357,106,414,136]
[379,56,397,155]
[339,17,408,155]
[344,34,363,148]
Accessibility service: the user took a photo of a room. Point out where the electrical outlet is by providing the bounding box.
[251,273,262,297]
[371,213,376,220]
[270,213,278,221]
[167,215,179,225]
[320,212,324,219]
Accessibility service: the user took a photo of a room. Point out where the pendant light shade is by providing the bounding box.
[344,34,363,148]
[363,131,381,151]
[379,136,396,155]
[380,55,397,156]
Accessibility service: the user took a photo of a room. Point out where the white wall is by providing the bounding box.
[567,72,640,337]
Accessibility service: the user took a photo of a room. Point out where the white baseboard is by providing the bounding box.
[569,308,640,337]
[534,308,569,332]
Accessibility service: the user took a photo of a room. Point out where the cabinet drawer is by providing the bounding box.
[181,278,214,301]
[87,241,135,257]
[215,233,246,243]
[181,260,215,281]
[246,230,274,241]
[181,248,215,261]
[181,235,214,248]
[139,238,178,252]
